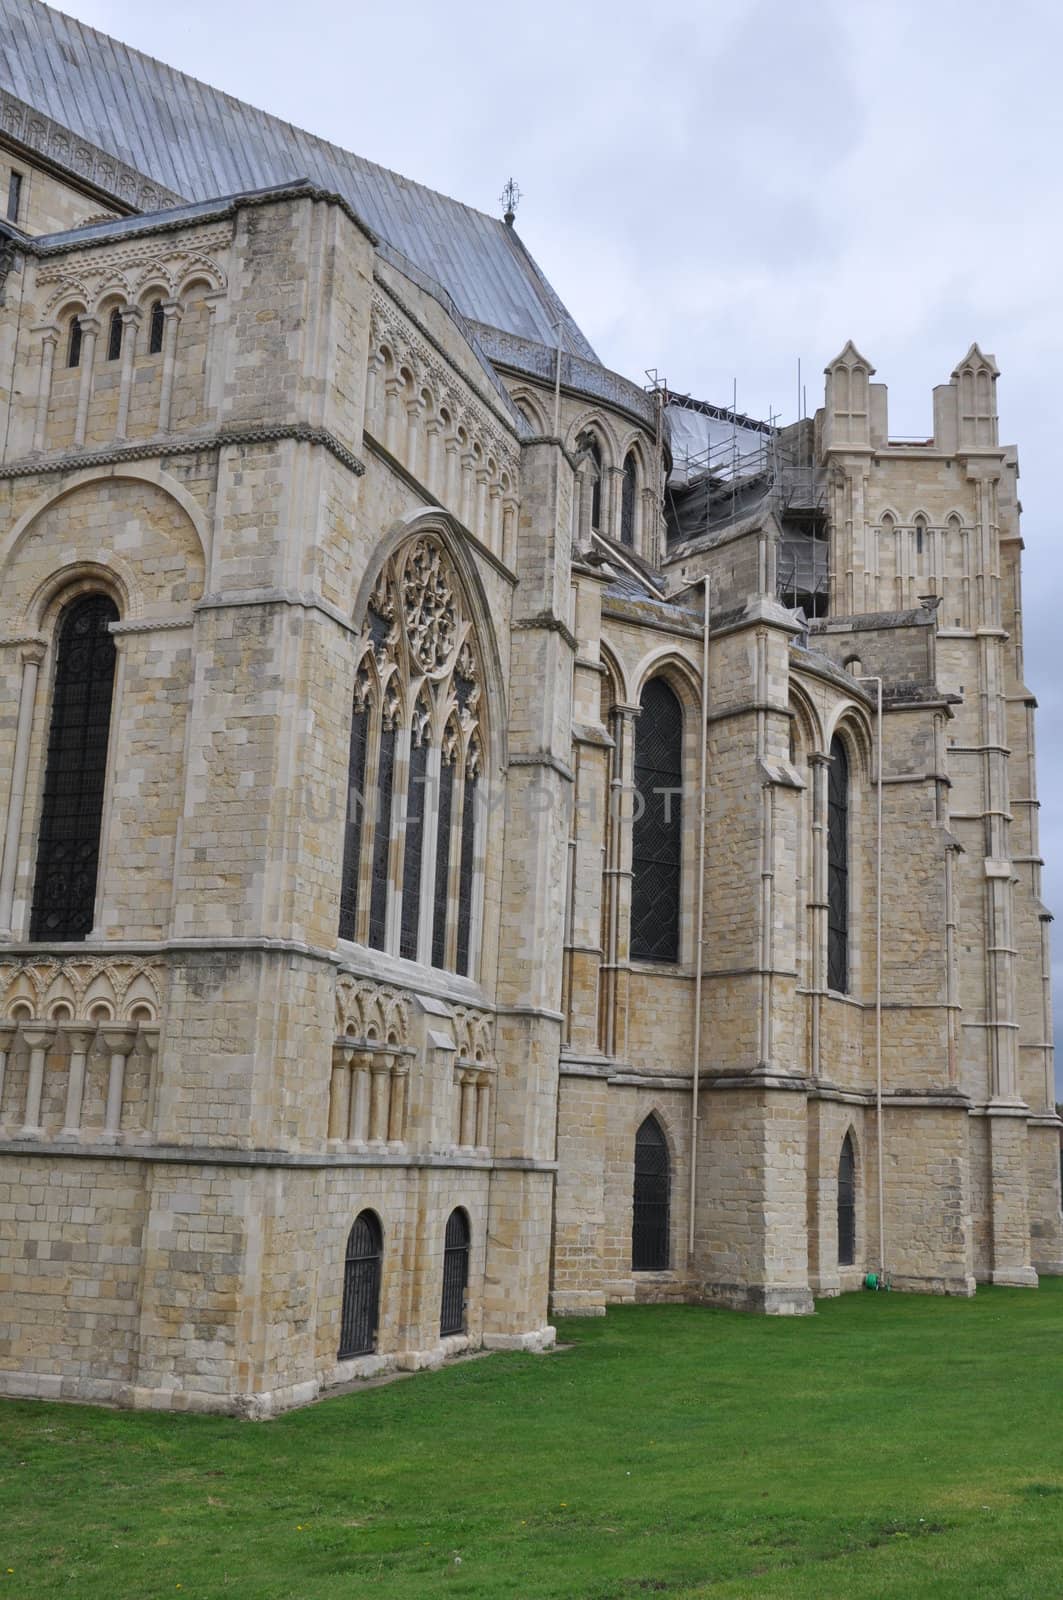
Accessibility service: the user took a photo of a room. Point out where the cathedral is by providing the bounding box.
[0,0,1058,1415]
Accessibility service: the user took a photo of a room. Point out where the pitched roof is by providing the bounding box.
[0,0,599,361]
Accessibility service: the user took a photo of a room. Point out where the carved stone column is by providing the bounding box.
[0,1020,15,1121]
[115,306,141,437]
[59,1022,96,1138]
[32,324,59,451]
[99,1024,138,1138]
[369,1056,391,1143]
[20,1024,55,1136]
[459,1070,477,1148]
[388,1061,409,1143]
[156,299,183,434]
[475,1072,491,1149]
[349,1050,372,1142]
[328,1043,354,1140]
[425,419,443,497]
[0,643,45,936]
[73,315,100,446]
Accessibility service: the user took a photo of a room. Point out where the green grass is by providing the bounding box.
[2,1281,1063,1598]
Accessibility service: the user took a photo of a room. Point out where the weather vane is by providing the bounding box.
[500,177,522,226]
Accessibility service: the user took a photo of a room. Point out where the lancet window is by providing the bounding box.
[339,534,484,977]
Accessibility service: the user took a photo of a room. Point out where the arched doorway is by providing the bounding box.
[632,1115,670,1271]
[338,1210,383,1358]
[838,1134,856,1267]
[440,1208,470,1335]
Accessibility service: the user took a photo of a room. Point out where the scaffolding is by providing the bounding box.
[656,387,830,616]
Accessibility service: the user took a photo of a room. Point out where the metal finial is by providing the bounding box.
[500,177,521,226]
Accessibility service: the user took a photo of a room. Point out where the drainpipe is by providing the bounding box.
[688,575,711,1261]
[856,674,885,1276]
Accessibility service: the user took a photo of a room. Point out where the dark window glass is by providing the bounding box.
[578,432,603,530]
[440,1208,470,1336]
[431,749,455,968]
[338,694,370,941]
[106,306,123,362]
[828,735,850,993]
[67,318,82,369]
[368,718,396,949]
[399,733,429,960]
[148,299,165,355]
[620,452,637,547]
[30,594,119,941]
[631,679,683,962]
[456,769,478,976]
[632,1115,670,1271]
[838,1133,856,1267]
[338,1211,383,1358]
[7,169,22,223]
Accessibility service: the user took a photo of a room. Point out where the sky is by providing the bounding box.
[56,0,1063,1095]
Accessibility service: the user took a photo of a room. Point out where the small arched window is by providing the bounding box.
[66,316,82,369]
[632,1115,670,1271]
[827,735,850,993]
[620,451,638,547]
[30,593,119,941]
[838,1133,856,1267]
[631,678,683,963]
[106,306,123,362]
[148,299,165,356]
[338,1210,383,1358]
[440,1207,470,1336]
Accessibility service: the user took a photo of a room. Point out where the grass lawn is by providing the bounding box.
[1,1280,1062,1598]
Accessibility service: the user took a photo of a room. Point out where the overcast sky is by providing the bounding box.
[64,0,1063,1094]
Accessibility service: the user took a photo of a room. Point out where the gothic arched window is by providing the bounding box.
[632,1114,670,1271]
[148,299,165,356]
[440,1207,470,1336]
[631,678,683,963]
[577,431,604,531]
[620,451,638,547]
[30,593,119,941]
[827,735,850,993]
[338,1210,383,1358]
[106,306,123,362]
[338,535,484,975]
[838,1133,856,1267]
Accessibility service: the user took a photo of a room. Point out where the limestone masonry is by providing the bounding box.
[0,0,1058,1414]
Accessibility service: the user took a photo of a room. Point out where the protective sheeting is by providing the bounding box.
[665,401,774,486]
[0,0,599,360]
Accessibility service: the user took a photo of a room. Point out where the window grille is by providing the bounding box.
[148,299,165,355]
[838,1133,856,1267]
[632,1115,670,1271]
[455,767,478,976]
[338,1211,383,1358]
[368,717,397,950]
[631,678,683,962]
[827,735,849,993]
[620,452,637,547]
[399,726,429,960]
[30,594,119,941]
[440,1208,470,1336]
[431,750,455,968]
[338,689,369,941]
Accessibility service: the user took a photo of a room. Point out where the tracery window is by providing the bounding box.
[148,299,165,356]
[632,1115,670,1271]
[631,678,683,963]
[827,735,850,993]
[620,451,638,547]
[838,1133,856,1267]
[106,306,123,362]
[338,534,484,976]
[30,593,119,941]
[338,1210,383,1358]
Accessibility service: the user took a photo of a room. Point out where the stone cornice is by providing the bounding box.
[0,423,365,482]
